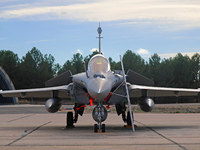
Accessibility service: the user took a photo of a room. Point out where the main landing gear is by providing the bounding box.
[115,103,135,127]
[66,112,74,127]
[66,104,85,128]
[126,111,134,126]
[92,104,107,133]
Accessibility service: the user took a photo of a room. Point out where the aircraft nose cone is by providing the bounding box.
[88,79,111,100]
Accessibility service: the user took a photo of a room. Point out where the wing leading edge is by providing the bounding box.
[129,84,200,98]
[0,85,72,98]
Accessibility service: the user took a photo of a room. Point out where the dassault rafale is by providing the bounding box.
[1,25,200,132]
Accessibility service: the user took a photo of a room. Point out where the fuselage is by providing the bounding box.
[72,54,123,103]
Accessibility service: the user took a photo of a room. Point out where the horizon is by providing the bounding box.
[1,47,199,66]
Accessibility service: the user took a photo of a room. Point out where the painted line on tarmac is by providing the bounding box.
[135,120,188,150]
[7,115,34,122]
[6,121,51,146]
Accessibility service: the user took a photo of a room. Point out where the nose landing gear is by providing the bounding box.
[94,123,105,132]
[92,104,107,132]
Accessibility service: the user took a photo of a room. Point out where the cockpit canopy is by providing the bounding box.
[88,54,110,73]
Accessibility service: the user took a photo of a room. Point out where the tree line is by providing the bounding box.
[0,47,200,91]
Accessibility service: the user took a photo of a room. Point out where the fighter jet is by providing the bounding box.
[1,25,200,132]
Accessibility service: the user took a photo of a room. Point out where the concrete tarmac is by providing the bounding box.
[0,105,200,150]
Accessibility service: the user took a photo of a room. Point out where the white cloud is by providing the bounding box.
[159,52,200,59]
[137,48,150,55]
[76,49,83,54]
[1,0,200,30]
[171,36,200,39]
[90,48,104,54]
[90,48,98,52]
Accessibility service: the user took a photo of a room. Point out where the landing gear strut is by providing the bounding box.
[92,104,107,132]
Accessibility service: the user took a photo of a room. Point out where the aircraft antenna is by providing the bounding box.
[97,23,103,54]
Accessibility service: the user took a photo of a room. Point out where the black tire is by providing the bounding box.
[67,112,73,127]
[127,111,134,126]
[94,124,98,132]
[102,124,105,132]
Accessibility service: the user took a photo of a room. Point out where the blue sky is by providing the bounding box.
[0,0,200,65]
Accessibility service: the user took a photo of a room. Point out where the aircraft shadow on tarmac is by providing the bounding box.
[136,125,196,131]
[40,124,196,133]
[4,122,196,135]
[6,124,194,131]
